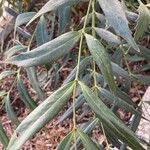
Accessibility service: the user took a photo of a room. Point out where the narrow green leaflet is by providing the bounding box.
[35,15,50,70]
[58,94,84,123]
[97,87,140,115]
[134,1,150,41]
[126,54,145,62]
[0,123,9,149]
[58,6,71,34]
[77,129,103,150]
[116,88,137,107]
[111,62,150,85]
[5,94,20,126]
[85,34,116,93]
[27,0,76,26]
[80,13,92,26]
[81,119,99,135]
[0,8,3,17]
[130,74,150,85]
[56,131,74,150]
[111,62,129,78]
[103,124,121,148]
[7,82,74,150]
[17,75,38,110]
[95,27,121,45]
[0,91,6,97]
[63,56,92,84]
[98,0,139,51]
[15,12,36,33]
[79,81,144,150]
[36,15,49,46]
[125,11,138,22]
[5,45,27,59]
[26,67,45,100]
[71,119,99,149]
[6,31,80,67]
[0,71,16,81]
[129,45,150,60]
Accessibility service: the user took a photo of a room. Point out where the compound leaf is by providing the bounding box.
[7,82,74,150]
[6,31,80,67]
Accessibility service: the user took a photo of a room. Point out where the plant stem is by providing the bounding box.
[92,0,96,37]
[72,82,77,130]
[100,122,111,149]
[27,28,37,51]
[72,0,93,148]
[75,0,93,80]
[73,0,93,126]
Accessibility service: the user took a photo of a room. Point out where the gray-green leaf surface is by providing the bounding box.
[0,123,9,148]
[27,0,76,25]
[134,1,150,40]
[79,81,144,150]
[6,31,80,67]
[85,34,117,93]
[17,75,38,110]
[78,129,104,150]
[7,82,74,150]
[98,0,139,51]
[5,94,20,126]
[56,131,74,150]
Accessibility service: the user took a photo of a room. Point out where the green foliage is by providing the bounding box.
[17,74,38,110]
[134,0,150,40]
[85,33,117,93]
[6,31,81,67]
[0,123,9,149]
[56,131,74,150]
[77,129,102,150]
[7,82,74,150]
[0,0,150,149]
[5,93,20,126]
